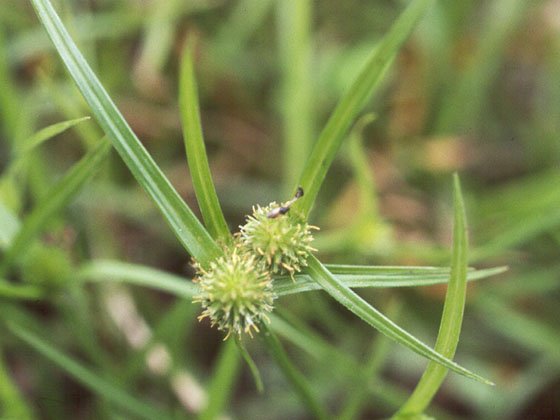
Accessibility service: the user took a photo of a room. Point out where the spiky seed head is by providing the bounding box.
[193,248,274,338]
[239,203,317,276]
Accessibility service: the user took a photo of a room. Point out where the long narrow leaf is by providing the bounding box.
[78,260,197,298]
[339,300,400,420]
[0,280,42,300]
[0,346,35,420]
[199,340,240,420]
[179,43,230,241]
[274,266,506,296]
[296,0,433,216]
[79,259,505,299]
[276,0,313,192]
[306,255,492,384]
[16,116,90,156]
[475,294,560,363]
[234,337,264,393]
[262,325,329,420]
[0,140,111,274]
[395,174,471,417]
[8,323,171,420]
[30,0,221,266]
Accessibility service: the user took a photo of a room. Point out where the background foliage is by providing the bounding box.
[1,0,559,418]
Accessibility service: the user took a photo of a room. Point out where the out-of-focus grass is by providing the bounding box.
[0,0,559,418]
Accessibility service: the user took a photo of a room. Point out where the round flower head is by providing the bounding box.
[239,200,317,277]
[194,248,274,339]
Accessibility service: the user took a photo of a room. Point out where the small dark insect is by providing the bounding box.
[267,187,304,218]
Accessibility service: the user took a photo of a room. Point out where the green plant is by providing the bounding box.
[2,0,534,418]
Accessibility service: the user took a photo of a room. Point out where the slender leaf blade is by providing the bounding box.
[179,43,230,241]
[234,337,264,393]
[30,0,221,266]
[79,259,505,299]
[395,174,472,417]
[306,255,492,384]
[276,0,314,192]
[199,340,240,420]
[0,280,42,300]
[296,0,434,216]
[1,140,111,273]
[0,200,20,249]
[262,325,329,420]
[8,323,171,420]
[78,260,197,298]
[0,346,35,420]
[274,266,506,296]
[16,116,90,156]
[475,294,560,363]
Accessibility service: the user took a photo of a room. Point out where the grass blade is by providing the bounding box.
[7,323,171,420]
[273,266,506,296]
[306,255,492,385]
[179,43,230,241]
[234,337,264,393]
[276,0,314,193]
[0,346,35,420]
[30,0,221,266]
[0,140,111,274]
[0,280,42,300]
[475,294,560,363]
[262,325,329,420]
[199,340,241,420]
[395,174,471,417]
[296,0,433,217]
[79,259,506,300]
[339,300,400,420]
[78,260,197,298]
[15,116,90,156]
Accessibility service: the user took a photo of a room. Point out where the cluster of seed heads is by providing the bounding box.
[193,188,317,338]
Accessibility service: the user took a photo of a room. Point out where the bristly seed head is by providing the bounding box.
[239,203,318,277]
[193,247,274,339]
[193,188,318,337]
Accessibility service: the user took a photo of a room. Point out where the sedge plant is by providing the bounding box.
[0,0,513,418]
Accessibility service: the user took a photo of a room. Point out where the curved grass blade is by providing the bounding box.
[269,312,357,371]
[475,294,560,363]
[394,174,472,418]
[7,323,171,420]
[30,0,221,266]
[0,280,42,300]
[306,255,492,385]
[234,337,264,393]
[179,43,230,241]
[0,140,111,275]
[339,300,400,420]
[15,116,90,157]
[0,346,35,420]
[199,339,240,420]
[296,0,434,217]
[78,260,197,298]
[261,325,329,420]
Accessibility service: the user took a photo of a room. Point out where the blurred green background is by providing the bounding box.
[1,0,559,418]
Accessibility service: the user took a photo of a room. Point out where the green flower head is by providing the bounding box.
[239,200,318,277]
[194,247,274,339]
